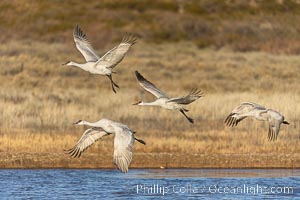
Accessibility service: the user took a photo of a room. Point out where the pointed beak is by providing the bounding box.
[73,120,82,125]
[62,61,70,66]
[132,101,141,105]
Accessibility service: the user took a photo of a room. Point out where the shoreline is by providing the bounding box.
[0,153,299,169]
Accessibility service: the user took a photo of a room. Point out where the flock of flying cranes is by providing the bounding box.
[63,25,290,173]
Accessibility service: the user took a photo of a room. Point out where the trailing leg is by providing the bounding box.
[107,74,119,93]
[180,109,194,124]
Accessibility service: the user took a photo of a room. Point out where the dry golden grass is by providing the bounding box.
[0,1,300,168]
[0,92,298,154]
[0,40,299,168]
[2,0,300,167]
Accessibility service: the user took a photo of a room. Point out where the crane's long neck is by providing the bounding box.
[139,101,159,106]
[68,61,87,70]
[80,120,114,133]
[81,121,100,127]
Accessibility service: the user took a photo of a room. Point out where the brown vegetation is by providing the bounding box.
[2,1,300,53]
[0,1,299,168]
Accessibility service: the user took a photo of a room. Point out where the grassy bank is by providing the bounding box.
[0,41,299,168]
[0,1,300,168]
[0,153,299,169]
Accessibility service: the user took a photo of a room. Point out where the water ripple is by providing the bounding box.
[0,169,298,199]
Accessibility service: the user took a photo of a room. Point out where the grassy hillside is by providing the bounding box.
[2,0,300,53]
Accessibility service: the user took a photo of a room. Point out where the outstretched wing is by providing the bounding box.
[224,102,267,127]
[65,127,109,158]
[267,110,284,141]
[95,33,137,69]
[167,89,202,105]
[73,25,99,62]
[268,118,281,141]
[113,126,135,173]
[135,71,167,98]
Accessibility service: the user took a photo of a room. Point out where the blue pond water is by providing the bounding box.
[0,169,299,199]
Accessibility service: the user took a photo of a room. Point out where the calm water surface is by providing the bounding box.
[0,169,299,199]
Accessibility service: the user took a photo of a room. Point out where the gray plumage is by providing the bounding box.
[95,33,137,69]
[65,127,109,158]
[64,25,137,93]
[134,71,203,124]
[73,25,100,62]
[65,119,145,173]
[135,70,167,98]
[225,102,289,141]
[167,88,202,105]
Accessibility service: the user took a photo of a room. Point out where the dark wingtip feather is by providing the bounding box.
[229,117,234,127]
[224,116,229,124]
[267,128,276,142]
[122,33,138,45]
[189,88,203,100]
[268,128,271,141]
[135,70,147,83]
[224,113,234,124]
[135,70,142,79]
[73,24,88,41]
[234,120,239,126]
[65,146,82,158]
[224,113,241,127]
[228,117,234,127]
[64,148,74,154]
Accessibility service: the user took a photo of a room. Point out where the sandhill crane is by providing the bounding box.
[65,118,145,173]
[133,71,203,123]
[225,102,289,141]
[63,25,137,93]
